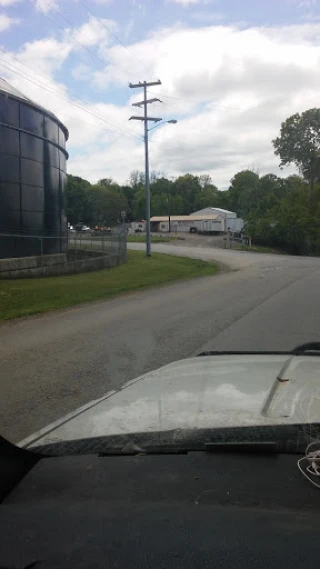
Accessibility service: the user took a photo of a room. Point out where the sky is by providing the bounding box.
[1,0,320,189]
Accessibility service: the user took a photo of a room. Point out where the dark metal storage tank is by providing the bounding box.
[0,78,69,259]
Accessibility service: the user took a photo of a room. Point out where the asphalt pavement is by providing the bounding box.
[1,242,320,442]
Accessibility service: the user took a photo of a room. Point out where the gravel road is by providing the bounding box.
[1,243,320,442]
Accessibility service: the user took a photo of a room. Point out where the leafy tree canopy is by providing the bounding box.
[272,108,320,194]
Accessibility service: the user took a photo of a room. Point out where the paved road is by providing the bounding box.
[1,244,320,442]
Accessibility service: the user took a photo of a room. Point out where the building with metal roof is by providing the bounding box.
[150,214,224,233]
[150,215,220,222]
[191,207,237,218]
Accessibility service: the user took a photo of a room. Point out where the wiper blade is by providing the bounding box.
[99,446,188,457]
[198,351,291,357]
[198,342,320,357]
[204,441,277,453]
[292,342,320,355]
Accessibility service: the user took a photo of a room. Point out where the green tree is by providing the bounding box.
[121,185,135,222]
[129,170,144,188]
[90,185,128,226]
[170,194,184,215]
[66,174,92,225]
[245,175,320,255]
[172,174,202,214]
[151,193,169,216]
[228,170,260,216]
[272,108,320,198]
[132,187,145,220]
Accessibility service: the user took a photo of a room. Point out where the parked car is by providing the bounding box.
[74,224,91,232]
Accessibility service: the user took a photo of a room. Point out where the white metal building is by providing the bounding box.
[132,208,243,234]
[191,208,243,232]
[150,215,224,233]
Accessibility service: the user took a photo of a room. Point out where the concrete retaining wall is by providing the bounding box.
[0,248,126,279]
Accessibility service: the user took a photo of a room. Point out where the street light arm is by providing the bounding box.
[148,119,178,132]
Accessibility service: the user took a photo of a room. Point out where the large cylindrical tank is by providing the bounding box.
[0,78,69,259]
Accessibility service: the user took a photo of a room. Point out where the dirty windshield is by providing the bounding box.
[1,0,320,451]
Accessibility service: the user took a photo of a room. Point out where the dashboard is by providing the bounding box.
[0,441,319,568]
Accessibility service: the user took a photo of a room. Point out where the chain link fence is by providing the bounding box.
[0,230,127,261]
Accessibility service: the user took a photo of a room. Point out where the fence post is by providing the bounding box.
[40,236,43,256]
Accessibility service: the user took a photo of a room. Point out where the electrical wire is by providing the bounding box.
[78,0,155,79]
[0,57,144,143]
[24,0,271,118]
[25,0,262,126]
[147,88,271,115]
[23,0,137,82]
[0,48,142,140]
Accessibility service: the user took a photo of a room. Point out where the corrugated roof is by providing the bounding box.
[191,207,235,215]
[150,215,221,222]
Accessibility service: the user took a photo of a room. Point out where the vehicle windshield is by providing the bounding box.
[1,0,320,453]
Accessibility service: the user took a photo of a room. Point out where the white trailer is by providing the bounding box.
[196,219,224,233]
[226,218,244,233]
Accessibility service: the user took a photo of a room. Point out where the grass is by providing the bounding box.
[0,250,219,321]
[127,235,175,243]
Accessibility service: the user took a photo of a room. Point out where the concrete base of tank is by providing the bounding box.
[0,248,127,279]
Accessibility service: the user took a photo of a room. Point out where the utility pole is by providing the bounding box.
[129,80,162,257]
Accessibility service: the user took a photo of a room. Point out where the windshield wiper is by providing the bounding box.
[198,342,320,357]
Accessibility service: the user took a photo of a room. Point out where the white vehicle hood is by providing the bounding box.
[20,354,320,450]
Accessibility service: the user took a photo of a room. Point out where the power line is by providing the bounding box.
[0,59,141,142]
[24,0,268,118]
[78,0,155,79]
[147,88,271,115]
[0,47,142,141]
[0,47,143,141]
[0,57,144,143]
[23,0,137,83]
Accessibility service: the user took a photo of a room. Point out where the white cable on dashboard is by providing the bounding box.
[297,441,320,489]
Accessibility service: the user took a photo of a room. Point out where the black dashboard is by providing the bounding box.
[1,440,320,568]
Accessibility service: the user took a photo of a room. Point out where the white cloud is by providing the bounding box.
[191,10,226,21]
[15,37,73,75]
[0,0,60,11]
[0,13,19,31]
[71,62,91,80]
[297,0,316,7]
[87,21,320,187]
[0,0,20,5]
[287,0,318,8]
[4,18,320,189]
[34,0,59,13]
[70,16,117,48]
[168,0,209,5]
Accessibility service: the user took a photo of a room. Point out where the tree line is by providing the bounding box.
[66,171,225,227]
[67,108,320,255]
